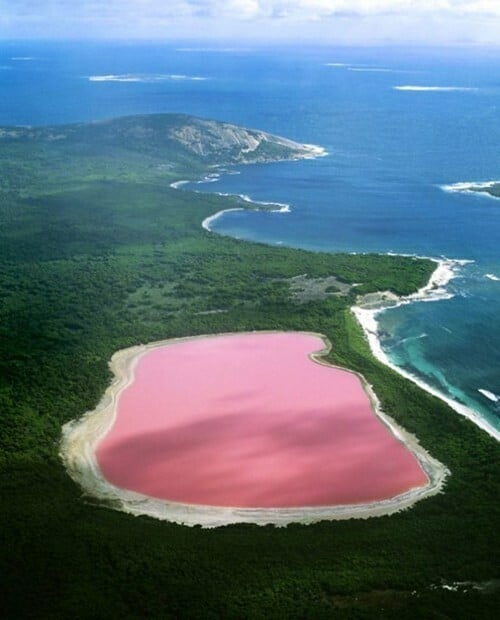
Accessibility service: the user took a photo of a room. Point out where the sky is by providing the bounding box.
[1,0,500,45]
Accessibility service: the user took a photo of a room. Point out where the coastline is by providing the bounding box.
[60,331,448,529]
[60,138,496,528]
[196,185,499,442]
[201,198,291,231]
[202,207,245,231]
[352,257,500,442]
[441,180,500,199]
[173,140,325,232]
[301,143,328,159]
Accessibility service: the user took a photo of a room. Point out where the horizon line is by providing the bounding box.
[2,37,500,49]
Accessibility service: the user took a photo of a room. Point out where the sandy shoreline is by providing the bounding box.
[352,258,500,442]
[200,192,499,443]
[193,164,498,440]
[173,141,324,232]
[60,330,448,528]
[201,200,290,231]
[201,207,245,231]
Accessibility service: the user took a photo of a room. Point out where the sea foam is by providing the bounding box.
[348,67,407,73]
[176,48,252,53]
[440,180,500,197]
[326,63,409,74]
[88,73,208,83]
[353,257,500,442]
[394,86,478,92]
[298,144,328,159]
[478,389,499,403]
[169,180,189,189]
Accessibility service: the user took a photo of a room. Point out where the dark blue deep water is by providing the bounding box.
[1,41,499,433]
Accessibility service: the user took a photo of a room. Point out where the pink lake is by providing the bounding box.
[95,333,428,508]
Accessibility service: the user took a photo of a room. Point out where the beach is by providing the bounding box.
[171,142,323,233]
[201,207,245,231]
[201,199,290,232]
[353,258,500,441]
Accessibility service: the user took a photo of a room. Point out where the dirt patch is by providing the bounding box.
[287,274,352,303]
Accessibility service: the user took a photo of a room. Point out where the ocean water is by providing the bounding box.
[1,41,499,435]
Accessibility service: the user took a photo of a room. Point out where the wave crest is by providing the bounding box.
[394,85,478,92]
[478,389,499,403]
[441,180,500,197]
[88,73,208,83]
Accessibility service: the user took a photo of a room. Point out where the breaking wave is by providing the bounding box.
[88,73,209,83]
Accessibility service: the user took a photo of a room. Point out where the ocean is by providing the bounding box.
[1,41,499,436]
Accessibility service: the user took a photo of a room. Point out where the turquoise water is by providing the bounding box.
[1,42,499,433]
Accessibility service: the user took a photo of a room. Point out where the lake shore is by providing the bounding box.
[60,331,448,528]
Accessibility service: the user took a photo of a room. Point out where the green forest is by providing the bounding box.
[0,115,499,619]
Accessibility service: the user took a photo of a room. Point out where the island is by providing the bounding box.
[442,179,500,199]
[1,114,498,618]
[472,183,500,199]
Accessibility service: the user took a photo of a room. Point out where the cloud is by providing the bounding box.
[4,0,500,21]
[193,0,500,19]
[2,0,500,41]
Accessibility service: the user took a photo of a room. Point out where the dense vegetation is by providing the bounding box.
[477,184,500,199]
[0,115,498,618]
